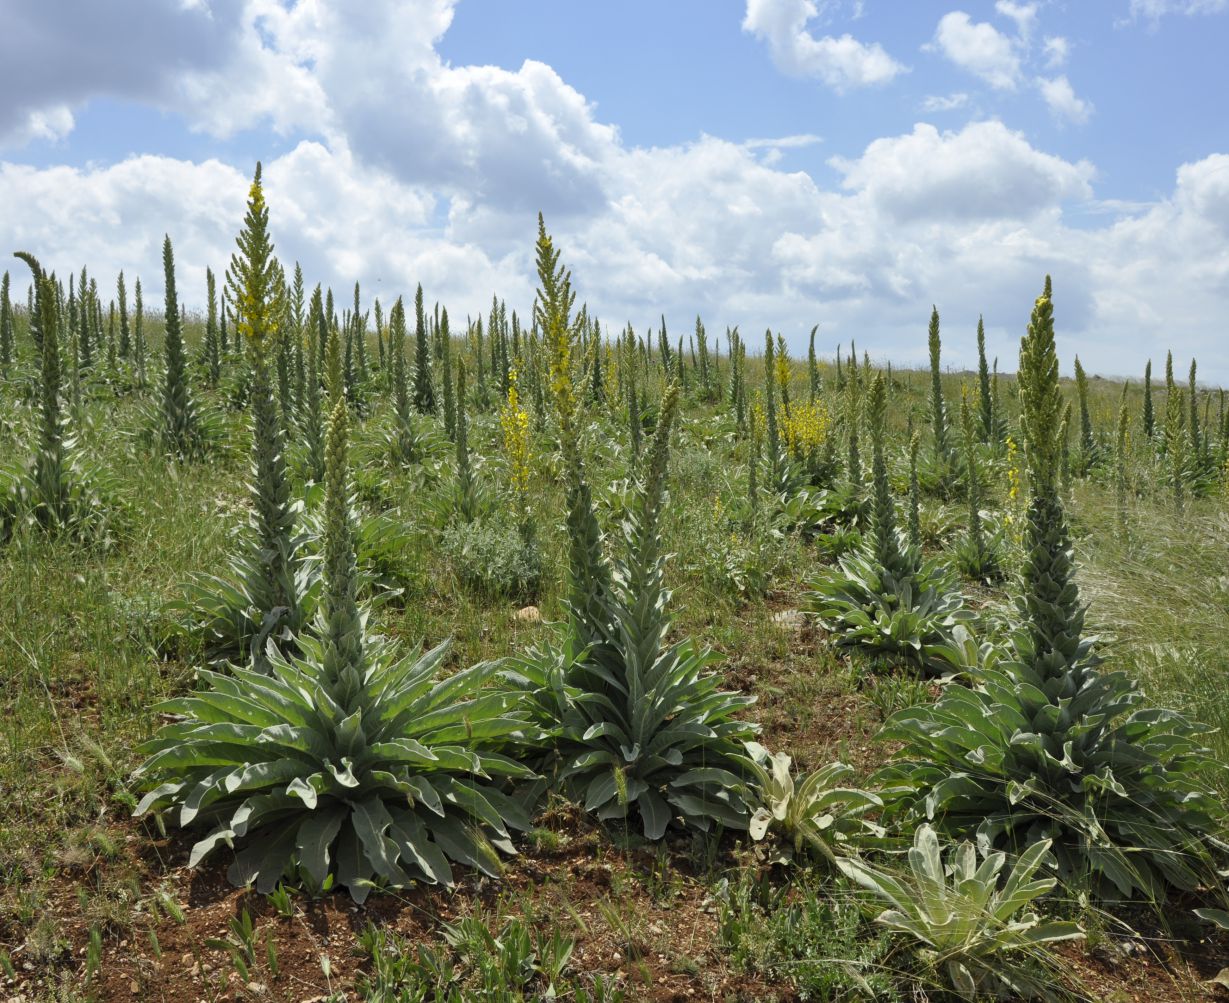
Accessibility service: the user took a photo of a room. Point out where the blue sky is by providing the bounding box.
[1,0,1227,379]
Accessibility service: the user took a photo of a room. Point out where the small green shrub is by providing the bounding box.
[718,869,901,1001]
[442,515,543,601]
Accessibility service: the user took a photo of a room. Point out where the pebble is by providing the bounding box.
[771,608,806,629]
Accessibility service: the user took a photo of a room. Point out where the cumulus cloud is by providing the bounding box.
[828,121,1094,222]
[1037,75,1094,124]
[994,1,1038,41]
[932,11,1021,89]
[1043,36,1070,68]
[1,1,1227,380]
[0,0,242,146]
[931,8,1093,124]
[742,0,906,91]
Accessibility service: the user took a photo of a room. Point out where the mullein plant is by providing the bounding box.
[412,284,436,415]
[952,385,1003,582]
[805,372,970,672]
[807,325,820,402]
[1,253,111,543]
[440,307,456,441]
[132,278,147,389]
[877,277,1228,905]
[204,267,221,388]
[927,306,956,488]
[297,286,326,484]
[505,216,755,838]
[0,271,12,377]
[174,166,317,667]
[1115,383,1130,535]
[1073,355,1098,475]
[1163,377,1187,510]
[907,422,922,551]
[382,295,446,469]
[117,271,130,362]
[157,236,208,458]
[976,316,993,444]
[1142,359,1155,440]
[437,359,490,525]
[134,329,535,902]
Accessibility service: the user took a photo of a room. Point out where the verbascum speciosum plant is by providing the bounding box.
[1142,359,1155,440]
[173,166,315,666]
[0,270,12,377]
[927,306,952,472]
[506,217,755,838]
[976,316,993,444]
[204,267,221,387]
[1073,355,1097,475]
[838,825,1082,1001]
[1163,376,1186,510]
[135,344,535,902]
[382,294,446,469]
[952,385,1003,581]
[298,285,326,484]
[500,364,533,530]
[132,277,147,389]
[806,372,969,670]
[1,253,112,543]
[412,283,436,415]
[437,358,489,524]
[117,271,131,361]
[158,236,207,459]
[878,278,1228,905]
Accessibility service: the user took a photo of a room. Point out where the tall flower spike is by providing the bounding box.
[231,166,301,656]
[1017,278,1085,682]
[322,372,362,692]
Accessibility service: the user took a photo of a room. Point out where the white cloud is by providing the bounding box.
[9,106,75,146]
[920,92,970,112]
[0,0,250,147]
[0,1,1226,381]
[1043,35,1070,68]
[742,0,906,91]
[1037,75,1094,124]
[932,11,1022,89]
[994,1,1038,41]
[829,121,1094,221]
[932,10,1092,124]
[1129,0,1228,19]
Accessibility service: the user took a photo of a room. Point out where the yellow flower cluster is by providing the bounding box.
[500,367,533,500]
[774,347,792,407]
[782,398,830,461]
[546,323,576,432]
[1004,435,1024,543]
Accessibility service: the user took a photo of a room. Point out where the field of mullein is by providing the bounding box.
[2,166,1228,1002]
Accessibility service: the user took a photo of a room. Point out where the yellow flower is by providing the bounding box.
[781,398,830,462]
[500,367,532,501]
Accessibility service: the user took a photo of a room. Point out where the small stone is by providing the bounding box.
[515,605,541,623]
[772,609,805,629]
[130,980,140,994]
